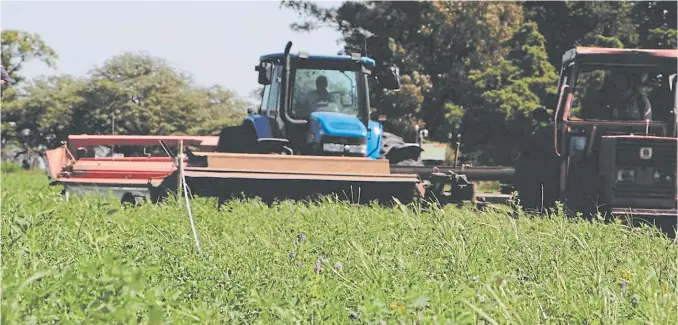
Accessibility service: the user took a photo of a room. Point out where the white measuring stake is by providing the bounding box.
[182,164,202,255]
[177,141,202,255]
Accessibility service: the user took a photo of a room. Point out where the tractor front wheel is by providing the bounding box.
[514,153,559,214]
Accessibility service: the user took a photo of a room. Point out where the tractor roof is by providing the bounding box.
[259,52,376,68]
[562,47,678,67]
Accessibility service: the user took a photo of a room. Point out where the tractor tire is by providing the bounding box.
[515,153,560,214]
[121,193,145,207]
[514,157,541,212]
[217,123,258,153]
[514,126,559,214]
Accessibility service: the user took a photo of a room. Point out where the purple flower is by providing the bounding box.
[314,261,322,274]
[334,262,343,270]
[289,251,296,261]
[296,233,306,245]
[630,295,639,307]
[619,280,628,293]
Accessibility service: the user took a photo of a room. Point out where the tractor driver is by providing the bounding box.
[302,75,335,113]
[583,70,652,121]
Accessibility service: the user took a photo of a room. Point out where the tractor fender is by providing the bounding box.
[387,145,425,165]
[216,119,258,153]
[366,120,383,159]
[381,131,424,164]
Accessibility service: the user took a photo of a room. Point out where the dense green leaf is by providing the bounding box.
[283,0,677,163]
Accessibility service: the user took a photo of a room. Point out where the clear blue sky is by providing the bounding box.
[1,0,344,102]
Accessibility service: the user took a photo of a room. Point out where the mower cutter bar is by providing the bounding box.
[390,165,515,182]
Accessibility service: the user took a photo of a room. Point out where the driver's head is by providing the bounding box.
[315,75,328,91]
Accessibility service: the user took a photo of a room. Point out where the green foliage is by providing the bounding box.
[283,1,677,164]
[3,170,677,323]
[1,161,23,174]
[462,22,558,165]
[72,52,246,137]
[523,1,638,68]
[186,85,249,135]
[281,1,538,163]
[2,75,87,148]
[631,1,677,49]
[1,43,247,149]
[1,30,58,84]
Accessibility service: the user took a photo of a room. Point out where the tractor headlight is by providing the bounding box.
[346,144,367,154]
[322,143,367,154]
[616,168,636,182]
[323,143,345,153]
[653,169,674,183]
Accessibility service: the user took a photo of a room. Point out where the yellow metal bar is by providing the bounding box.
[192,152,395,176]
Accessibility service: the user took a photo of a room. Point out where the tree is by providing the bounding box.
[282,1,525,133]
[523,1,676,67]
[462,22,558,165]
[248,86,264,102]
[186,85,247,135]
[1,75,87,148]
[2,51,247,149]
[282,1,546,158]
[72,52,246,137]
[1,30,58,84]
[632,1,677,49]
[283,1,675,164]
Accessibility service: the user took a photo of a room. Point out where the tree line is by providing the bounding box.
[1,30,247,150]
[2,2,676,166]
[281,0,676,165]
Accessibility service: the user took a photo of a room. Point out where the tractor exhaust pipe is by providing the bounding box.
[281,41,306,125]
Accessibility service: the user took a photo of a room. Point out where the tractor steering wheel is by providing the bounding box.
[312,101,340,113]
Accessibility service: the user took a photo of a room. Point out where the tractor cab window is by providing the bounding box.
[289,68,360,119]
[571,66,676,122]
[259,64,282,115]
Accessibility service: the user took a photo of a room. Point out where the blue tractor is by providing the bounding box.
[216,41,423,165]
[207,41,510,206]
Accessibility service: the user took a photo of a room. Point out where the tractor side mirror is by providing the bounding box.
[255,63,272,85]
[532,106,550,123]
[377,64,401,90]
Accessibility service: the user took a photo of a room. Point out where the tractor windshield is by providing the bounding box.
[570,65,677,122]
[289,68,361,119]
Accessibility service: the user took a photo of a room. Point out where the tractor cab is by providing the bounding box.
[517,47,678,227]
[244,42,401,158]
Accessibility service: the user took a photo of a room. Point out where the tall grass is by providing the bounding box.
[2,170,676,324]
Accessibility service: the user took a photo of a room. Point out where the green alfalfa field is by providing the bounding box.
[2,164,677,324]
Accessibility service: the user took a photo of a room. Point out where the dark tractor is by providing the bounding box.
[515,47,677,235]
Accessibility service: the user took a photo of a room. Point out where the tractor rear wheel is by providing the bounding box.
[217,123,258,153]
